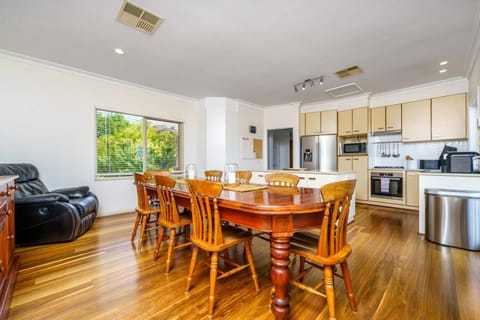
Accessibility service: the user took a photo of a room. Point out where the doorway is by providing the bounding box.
[267,128,293,170]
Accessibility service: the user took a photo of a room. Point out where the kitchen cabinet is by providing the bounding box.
[337,155,368,200]
[431,93,467,140]
[372,104,402,133]
[320,110,337,134]
[406,171,419,207]
[0,177,18,319]
[402,99,431,142]
[303,110,337,136]
[338,107,368,136]
[299,113,306,136]
[386,104,402,131]
[305,111,320,135]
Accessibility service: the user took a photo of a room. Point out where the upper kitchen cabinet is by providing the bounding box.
[305,111,321,135]
[431,93,467,141]
[402,99,431,142]
[303,110,337,136]
[299,113,306,136]
[386,104,402,131]
[371,104,401,134]
[320,110,337,134]
[338,107,368,136]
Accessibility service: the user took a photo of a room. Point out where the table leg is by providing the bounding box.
[270,234,291,320]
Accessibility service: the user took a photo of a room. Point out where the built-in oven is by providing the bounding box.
[369,170,405,205]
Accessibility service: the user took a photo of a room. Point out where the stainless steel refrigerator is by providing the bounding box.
[300,135,337,171]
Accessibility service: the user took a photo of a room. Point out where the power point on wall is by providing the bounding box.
[249,125,256,134]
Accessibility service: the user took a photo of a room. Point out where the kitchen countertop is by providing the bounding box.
[418,171,480,177]
[256,169,355,175]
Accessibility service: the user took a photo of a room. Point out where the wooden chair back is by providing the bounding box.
[204,170,223,182]
[154,175,181,224]
[186,179,224,245]
[264,173,299,187]
[144,170,170,181]
[236,171,252,184]
[134,173,151,211]
[317,179,356,257]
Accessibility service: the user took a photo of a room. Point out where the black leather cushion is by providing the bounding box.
[69,193,98,218]
[52,186,90,198]
[0,163,49,198]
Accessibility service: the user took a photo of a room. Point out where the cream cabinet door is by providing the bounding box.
[352,107,369,135]
[431,93,467,140]
[337,156,352,172]
[386,104,401,131]
[338,110,352,136]
[305,112,321,135]
[299,113,306,136]
[371,107,386,133]
[406,171,419,207]
[352,156,368,200]
[402,99,431,142]
[320,110,338,134]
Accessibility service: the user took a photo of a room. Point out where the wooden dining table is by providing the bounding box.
[146,180,327,320]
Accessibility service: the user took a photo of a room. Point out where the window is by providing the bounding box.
[96,109,183,178]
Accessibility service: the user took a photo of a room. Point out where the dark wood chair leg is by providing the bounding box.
[165,228,176,274]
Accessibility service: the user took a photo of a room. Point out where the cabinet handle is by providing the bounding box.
[258,174,264,177]
[308,177,316,180]
[7,208,13,215]
[387,126,394,129]
[9,185,19,191]
[377,127,384,130]
[299,177,305,180]
[345,131,351,133]
[0,191,6,197]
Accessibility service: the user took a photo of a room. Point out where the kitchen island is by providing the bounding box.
[418,171,480,234]
[250,169,356,222]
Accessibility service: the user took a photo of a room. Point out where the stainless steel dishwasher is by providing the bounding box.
[425,188,480,251]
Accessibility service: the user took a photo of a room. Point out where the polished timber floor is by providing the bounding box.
[9,204,480,320]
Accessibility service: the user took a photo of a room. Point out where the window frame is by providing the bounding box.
[95,108,184,180]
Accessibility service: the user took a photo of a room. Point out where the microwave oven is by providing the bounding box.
[342,142,367,154]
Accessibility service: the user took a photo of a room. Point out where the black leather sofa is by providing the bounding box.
[0,163,98,246]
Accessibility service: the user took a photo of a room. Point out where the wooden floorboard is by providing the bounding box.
[8,204,480,319]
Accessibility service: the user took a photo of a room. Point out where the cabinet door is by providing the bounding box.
[337,156,352,172]
[352,156,368,200]
[402,99,431,142]
[371,107,386,133]
[320,110,337,134]
[305,112,321,135]
[299,113,306,136]
[338,110,352,136]
[386,104,401,131]
[406,171,419,206]
[352,107,369,135]
[431,93,467,140]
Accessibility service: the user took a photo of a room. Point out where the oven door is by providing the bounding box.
[370,174,403,199]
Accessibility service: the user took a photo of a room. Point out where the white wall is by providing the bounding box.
[0,53,202,215]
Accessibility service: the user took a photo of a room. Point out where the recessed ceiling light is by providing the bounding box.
[439,69,447,73]
[439,60,448,66]
[114,48,125,55]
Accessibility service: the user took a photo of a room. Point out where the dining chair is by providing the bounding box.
[132,173,162,248]
[204,170,223,182]
[143,170,170,206]
[236,170,252,184]
[152,175,192,274]
[185,179,260,318]
[289,179,357,320]
[264,173,300,187]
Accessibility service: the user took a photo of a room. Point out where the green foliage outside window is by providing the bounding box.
[96,110,180,177]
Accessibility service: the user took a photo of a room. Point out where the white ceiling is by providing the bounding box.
[1,0,479,107]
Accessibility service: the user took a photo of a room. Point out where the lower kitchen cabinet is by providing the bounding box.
[406,170,419,207]
[337,155,368,200]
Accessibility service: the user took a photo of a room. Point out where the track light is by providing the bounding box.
[293,75,325,93]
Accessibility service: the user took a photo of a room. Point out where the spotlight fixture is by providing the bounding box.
[293,76,325,93]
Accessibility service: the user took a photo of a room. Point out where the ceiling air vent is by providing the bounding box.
[116,0,163,35]
[325,83,362,98]
[335,65,363,79]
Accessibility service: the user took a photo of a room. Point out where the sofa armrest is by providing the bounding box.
[51,186,90,198]
[15,193,70,205]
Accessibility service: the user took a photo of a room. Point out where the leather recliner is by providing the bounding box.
[0,163,98,246]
